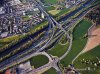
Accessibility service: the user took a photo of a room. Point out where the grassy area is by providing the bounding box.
[60,19,92,67]
[55,8,70,20]
[48,44,69,57]
[59,35,68,44]
[29,21,48,32]
[55,8,70,17]
[74,45,100,74]
[46,6,70,17]
[0,35,21,43]
[30,55,49,68]
[0,35,24,48]
[73,20,92,39]
[45,6,55,11]
[43,0,57,4]
[48,10,61,16]
[47,35,69,57]
[80,70,100,74]
[22,15,31,21]
[43,68,57,74]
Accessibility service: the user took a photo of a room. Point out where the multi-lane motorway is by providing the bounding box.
[0,0,96,73]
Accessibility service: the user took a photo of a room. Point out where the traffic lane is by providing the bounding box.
[0,0,94,70]
[0,0,92,56]
[0,30,52,68]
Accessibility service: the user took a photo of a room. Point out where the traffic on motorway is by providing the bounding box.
[0,0,96,73]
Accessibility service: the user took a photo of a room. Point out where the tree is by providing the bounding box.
[57,0,65,4]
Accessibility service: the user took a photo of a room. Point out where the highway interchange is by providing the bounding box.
[0,0,97,73]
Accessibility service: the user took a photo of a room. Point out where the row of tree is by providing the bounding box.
[85,5,100,26]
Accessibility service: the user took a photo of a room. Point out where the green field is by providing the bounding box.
[48,43,69,57]
[0,35,22,43]
[74,45,100,74]
[59,35,68,44]
[29,21,48,32]
[60,19,92,67]
[47,34,69,57]
[22,15,31,21]
[43,0,57,4]
[55,8,70,17]
[0,35,25,49]
[43,68,57,74]
[46,6,70,17]
[45,6,55,11]
[30,55,49,68]
[48,10,61,16]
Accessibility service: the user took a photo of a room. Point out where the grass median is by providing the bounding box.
[47,34,69,57]
[48,43,69,57]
